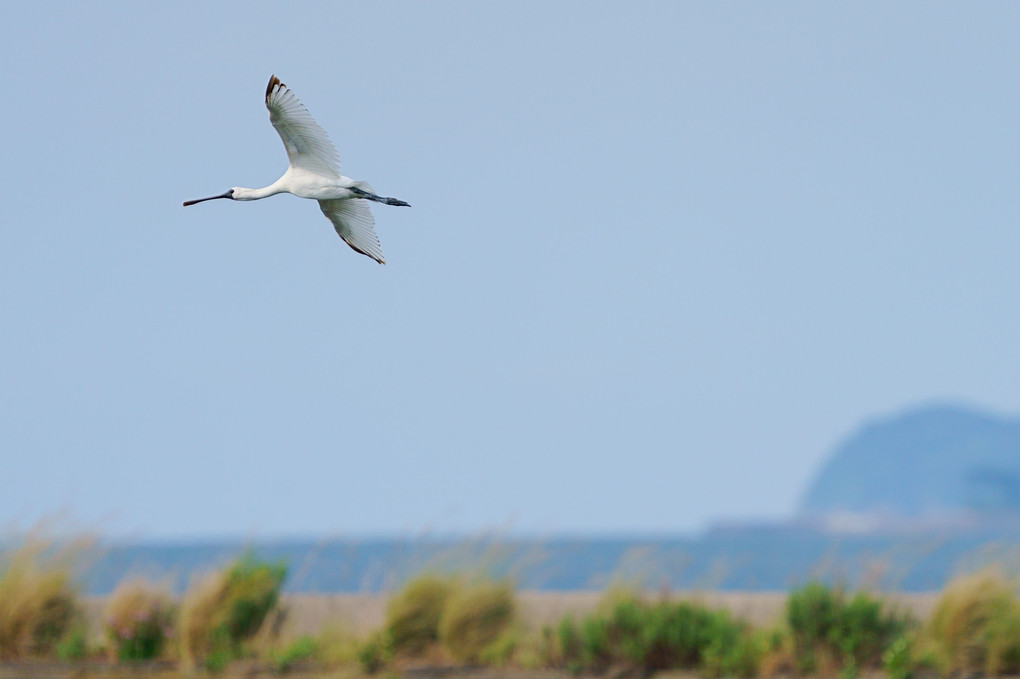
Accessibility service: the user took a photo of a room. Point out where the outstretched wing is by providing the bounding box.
[319,199,385,264]
[265,75,342,177]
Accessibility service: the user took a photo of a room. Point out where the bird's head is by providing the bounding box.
[182,188,235,206]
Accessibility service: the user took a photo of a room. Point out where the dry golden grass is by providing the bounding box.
[177,570,228,670]
[385,574,457,654]
[176,555,288,670]
[927,567,1020,676]
[0,536,82,659]
[438,579,516,662]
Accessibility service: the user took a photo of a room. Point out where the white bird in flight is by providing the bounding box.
[184,75,409,264]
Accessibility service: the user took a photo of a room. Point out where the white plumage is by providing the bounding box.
[184,75,409,264]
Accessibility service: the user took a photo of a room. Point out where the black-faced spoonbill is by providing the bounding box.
[184,75,409,264]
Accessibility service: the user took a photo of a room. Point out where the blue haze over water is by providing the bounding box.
[80,528,1020,595]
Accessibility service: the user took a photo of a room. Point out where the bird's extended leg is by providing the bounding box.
[349,186,411,207]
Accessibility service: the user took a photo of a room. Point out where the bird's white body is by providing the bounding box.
[184,75,409,264]
[231,169,356,202]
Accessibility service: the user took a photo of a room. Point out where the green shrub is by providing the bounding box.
[204,646,232,673]
[757,626,797,677]
[220,553,287,643]
[787,581,842,671]
[178,553,287,670]
[551,617,578,667]
[927,569,1020,676]
[549,593,758,675]
[883,635,912,679]
[605,595,647,665]
[103,580,175,661]
[55,621,90,661]
[619,599,714,668]
[384,574,456,654]
[438,579,516,662]
[269,635,317,673]
[478,628,517,666]
[660,602,732,668]
[703,625,766,678]
[551,594,642,671]
[786,582,907,673]
[357,630,393,674]
[577,611,611,668]
[839,592,906,667]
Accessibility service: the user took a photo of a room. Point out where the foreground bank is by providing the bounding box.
[2,538,1020,678]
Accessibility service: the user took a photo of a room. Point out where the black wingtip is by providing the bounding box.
[266,74,283,101]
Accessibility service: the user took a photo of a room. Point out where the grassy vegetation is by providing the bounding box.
[268,634,318,672]
[786,581,909,674]
[9,535,1020,678]
[926,568,1020,676]
[179,553,287,671]
[366,574,516,669]
[439,578,516,662]
[103,579,175,661]
[0,537,80,659]
[544,590,760,676]
[383,573,455,655]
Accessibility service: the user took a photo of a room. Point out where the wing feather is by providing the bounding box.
[319,199,385,264]
[265,75,342,177]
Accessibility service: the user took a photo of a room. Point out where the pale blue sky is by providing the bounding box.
[3,2,1020,539]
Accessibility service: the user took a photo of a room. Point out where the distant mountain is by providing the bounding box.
[799,404,1020,521]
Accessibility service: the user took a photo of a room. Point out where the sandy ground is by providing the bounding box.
[274,590,939,638]
[82,590,940,640]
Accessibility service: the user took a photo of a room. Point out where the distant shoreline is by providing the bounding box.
[76,531,1020,594]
